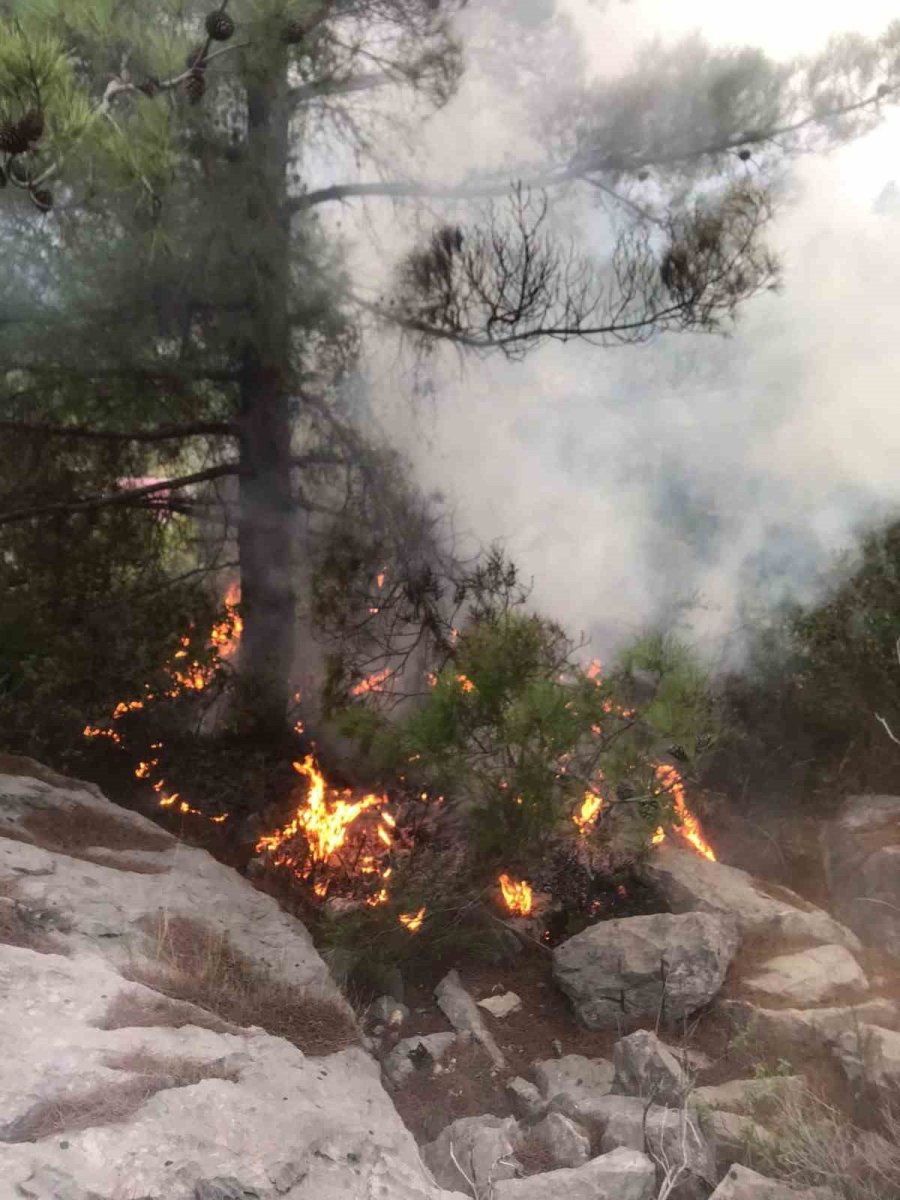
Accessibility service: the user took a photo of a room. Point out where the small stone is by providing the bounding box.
[507,1076,545,1119]
[477,991,522,1018]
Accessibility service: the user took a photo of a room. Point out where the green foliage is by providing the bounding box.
[728,513,900,792]
[336,603,717,872]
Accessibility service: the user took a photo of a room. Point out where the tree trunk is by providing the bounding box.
[235,48,295,739]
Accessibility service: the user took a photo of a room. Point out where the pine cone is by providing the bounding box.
[0,120,31,156]
[184,71,206,105]
[667,743,689,762]
[18,108,44,146]
[30,187,53,212]
[205,11,235,41]
[281,20,305,44]
[138,76,161,98]
[695,732,713,753]
[737,148,752,162]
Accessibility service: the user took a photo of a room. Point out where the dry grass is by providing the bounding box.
[22,803,174,854]
[0,880,69,955]
[123,914,358,1056]
[0,1053,238,1144]
[513,1130,558,1177]
[751,1085,900,1200]
[97,989,241,1036]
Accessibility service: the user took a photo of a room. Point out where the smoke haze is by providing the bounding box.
[332,0,900,666]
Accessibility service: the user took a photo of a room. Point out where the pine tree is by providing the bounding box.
[0,1,898,743]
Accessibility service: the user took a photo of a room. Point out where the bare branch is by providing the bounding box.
[0,464,238,527]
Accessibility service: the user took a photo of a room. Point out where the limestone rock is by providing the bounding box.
[710,1164,836,1199]
[0,768,465,1200]
[644,844,861,952]
[533,1053,614,1103]
[368,996,410,1027]
[833,1023,900,1103]
[692,1075,806,1117]
[719,998,899,1053]
[822,794,900,957]
[553,911,739,1030]
[519,1111,590,1169]
[612,1029,689,1104]
[743,944,868,1007]
[491,1146,656,1200]
[435,970,506,1068]
[704,1110,776,1174]
[422,1115,519,1196]
[506,1077,545,1119]
[477,991,521,1019]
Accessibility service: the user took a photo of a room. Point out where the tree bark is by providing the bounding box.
[235,47,296,739]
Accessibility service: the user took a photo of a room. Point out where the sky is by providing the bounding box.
[352,0,900,668]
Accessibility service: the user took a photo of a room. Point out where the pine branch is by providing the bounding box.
[0,464,238,527]
[289,71,391,105]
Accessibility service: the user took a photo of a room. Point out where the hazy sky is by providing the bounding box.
[354,0,900,666]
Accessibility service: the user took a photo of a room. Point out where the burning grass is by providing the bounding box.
[124,914,358,1056]
[0,1054,238,1144]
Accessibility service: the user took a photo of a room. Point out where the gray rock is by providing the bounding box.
[506,1077,545,1119]
[533,1053,614,1103]
[704,1110,776,1175]
[491,1146,656,1200]
[592,1098,714,1200]
[596,1095,647,1152]
[422,1115,520,1196]
[382,1032,457,1086]
[613,1029,690,1104]
[553,911,739,1030]
[833,1023,900,1102]
[692,1075,806,1116]
[822,794,900,958]
[520,1111,590,1169]
[435,970,506,1067]
[719,998,899,1053]
[743,944,868,1007]
[644,844,861,953]
[710,1164,837,1198]
[477,991,521,1019]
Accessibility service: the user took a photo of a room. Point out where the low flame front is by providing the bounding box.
[652,763,716,861]
[499,872,533,917]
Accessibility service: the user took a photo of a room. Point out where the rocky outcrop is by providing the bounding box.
[821,794,900,958]
[491,1146,656,1200]
[833,1023,900,1103]
[553,911,739,1030]
[709,1164,835,1199]
[0,764,464,1200]
[719,998,899,1053]
[742,944,868,1007]
[642,845,861,953]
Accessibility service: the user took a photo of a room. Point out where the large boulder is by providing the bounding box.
[742,944,868,1007]
[0,765,465,1200]
[491,1146,656,1200]
[719,998,899,1054]
[821,794,900,957]
[643,845,861,952]
[553,911,739,1030]
[517,1111,590,1170]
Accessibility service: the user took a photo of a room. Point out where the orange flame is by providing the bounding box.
[574,790,604,834]
[399,907,425,933]
[256,755,387,865]
[653,764,716,861]
[351,667,391,697]
[210,582,243,661]
[456,674,475,693]
[499,873,533,917]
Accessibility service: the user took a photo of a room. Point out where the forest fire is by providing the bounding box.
[574,790,604,834]
[499,872,534,917]
[652,763,716,861]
